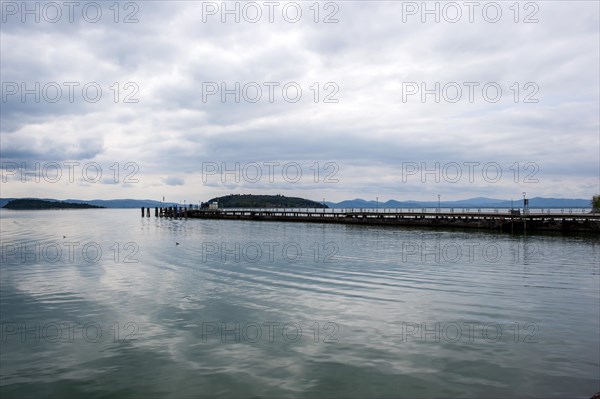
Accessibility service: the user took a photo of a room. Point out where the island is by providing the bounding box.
[204,194,327,209]
[2,199,105,210]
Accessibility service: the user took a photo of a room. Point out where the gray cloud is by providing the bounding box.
[162,176,185,186]
[1,1,598,201]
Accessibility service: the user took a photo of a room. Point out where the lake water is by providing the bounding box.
[1,209,598,398]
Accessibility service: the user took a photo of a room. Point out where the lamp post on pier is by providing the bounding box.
[523,192,527,235]
[437,194,441,213]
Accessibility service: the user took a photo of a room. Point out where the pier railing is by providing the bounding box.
[222,207,593,215]
[142,206,599,232]
[150,207,597,220]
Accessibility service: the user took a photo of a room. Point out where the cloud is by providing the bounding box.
[162,176,185,186]
[1,1,598,201]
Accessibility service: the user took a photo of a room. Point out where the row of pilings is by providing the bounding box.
[141,206,195,218]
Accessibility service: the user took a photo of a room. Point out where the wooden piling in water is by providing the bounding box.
[141,207,144,217]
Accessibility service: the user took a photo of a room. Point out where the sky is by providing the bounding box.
[1,0,599,203]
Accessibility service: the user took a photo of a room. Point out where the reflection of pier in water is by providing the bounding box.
[142,207,600,233]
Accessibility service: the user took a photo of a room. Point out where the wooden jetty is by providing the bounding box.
[143,206,600,234]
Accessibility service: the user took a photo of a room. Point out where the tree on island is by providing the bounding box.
[592,194,600,213]
[2,199,104,210]
[204,194,327,209]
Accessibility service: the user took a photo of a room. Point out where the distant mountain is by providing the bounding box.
[64,199,180,208]
[206,194,327,208]
[3,199,104,210]
[0,198,179,209]
[326,197,592,209]
[0,197,592,210]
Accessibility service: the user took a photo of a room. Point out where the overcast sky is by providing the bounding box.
[1,0,598,203]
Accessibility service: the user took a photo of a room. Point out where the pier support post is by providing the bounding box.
[146,208,150,217]
[141,207,144,217]
[155,207,158,217]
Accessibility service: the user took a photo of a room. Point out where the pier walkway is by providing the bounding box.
[142,206,600,233]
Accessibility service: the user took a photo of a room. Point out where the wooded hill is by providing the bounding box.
[206,194,327,208]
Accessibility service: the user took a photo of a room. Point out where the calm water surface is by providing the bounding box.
[1,209,598,398]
